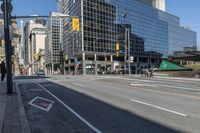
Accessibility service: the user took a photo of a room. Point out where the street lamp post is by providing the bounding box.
[118,24,131,76]
[94,38,99,75]
[127,28,131,75]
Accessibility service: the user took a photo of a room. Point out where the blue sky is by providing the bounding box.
[12,0,199,48]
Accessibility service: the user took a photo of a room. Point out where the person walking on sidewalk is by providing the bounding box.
[0,61,6,81]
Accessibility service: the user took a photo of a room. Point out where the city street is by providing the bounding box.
[0,0,199,133]
[14,75,200,133]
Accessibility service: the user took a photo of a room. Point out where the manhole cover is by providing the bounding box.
[29,96,54,112]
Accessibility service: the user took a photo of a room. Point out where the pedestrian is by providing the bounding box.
[0,61,6,81]
[145,68,149,77]
[149,67,153,77]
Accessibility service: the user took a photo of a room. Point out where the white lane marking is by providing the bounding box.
[131,84,158,88]
[36,83,102,133]
[155,84,200,92]
[90,77,111,81]
[155,76,200,82]
[130,99,187,117]
[112,77,156,83]
[28,96,54,112]
[47,79,68,83]
[91,76,156,83]
[72,83,86,88]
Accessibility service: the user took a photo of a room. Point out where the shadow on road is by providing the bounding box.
[14,75,49,80]
[18,79,184,133]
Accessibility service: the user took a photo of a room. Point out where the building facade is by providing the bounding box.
[18,21,25,65]
[58,0,197,74]
[45,12,62,75]
[0,14,20,75]
[29,28,46,73]
[24,21,45,75]
[135,0,165,11]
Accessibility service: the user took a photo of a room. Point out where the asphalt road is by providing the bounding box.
[15,75,200,133]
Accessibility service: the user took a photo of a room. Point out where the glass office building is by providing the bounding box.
[58,0,197,74]
[45,12,62,75]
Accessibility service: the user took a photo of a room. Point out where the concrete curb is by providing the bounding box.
[15,82,31,133]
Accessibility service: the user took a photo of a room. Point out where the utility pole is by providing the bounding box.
[2,0,13,94]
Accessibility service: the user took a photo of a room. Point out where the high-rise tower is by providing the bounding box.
[153,0,166,11]
[136,0,166,11]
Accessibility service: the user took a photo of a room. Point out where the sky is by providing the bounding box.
[11,0,200,49]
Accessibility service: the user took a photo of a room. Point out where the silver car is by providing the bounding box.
[36,69,45,76]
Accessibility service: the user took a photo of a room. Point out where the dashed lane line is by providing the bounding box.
[72,83,86,88]
[130,99,188,117]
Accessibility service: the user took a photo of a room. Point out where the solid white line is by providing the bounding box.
[90,77,111,81]
[72,83,86,88]
[47,79,68,83]
[36,83,102,133]
[130,99,187,117]
[91,76,156,83]
[131,84,158,88]
[112,77,156,83]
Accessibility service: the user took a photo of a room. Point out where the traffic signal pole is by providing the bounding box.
[3,0,13,94]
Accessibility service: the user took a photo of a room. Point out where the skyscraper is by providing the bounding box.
[153,0,165,11]
[18,21,25,65]
[135,0,166,11]
[58,0,196,74]
[45,12,63,75]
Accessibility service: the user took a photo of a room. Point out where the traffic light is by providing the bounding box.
[116,51,119,57]
[72,17,80,31]
[116,43,120,51]
[116,43,120,57]
[64,55,68,61]
[34,53,40,61]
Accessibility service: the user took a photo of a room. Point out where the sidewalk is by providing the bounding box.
[0,82,7,132]
[0,81,25,133]
[130,73,200,81]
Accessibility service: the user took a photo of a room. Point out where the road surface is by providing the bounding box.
[15,75,200,133]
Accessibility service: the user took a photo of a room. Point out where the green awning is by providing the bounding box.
[159,60,188,71]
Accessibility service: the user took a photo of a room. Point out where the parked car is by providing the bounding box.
[36,69,45,76]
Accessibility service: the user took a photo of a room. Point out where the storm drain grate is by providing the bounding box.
[29,96,55,112]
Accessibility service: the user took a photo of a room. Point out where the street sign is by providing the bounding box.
[1,2,13,13]
[72,17,80,31]
[76,61,81,65]
[129,56,134,63]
